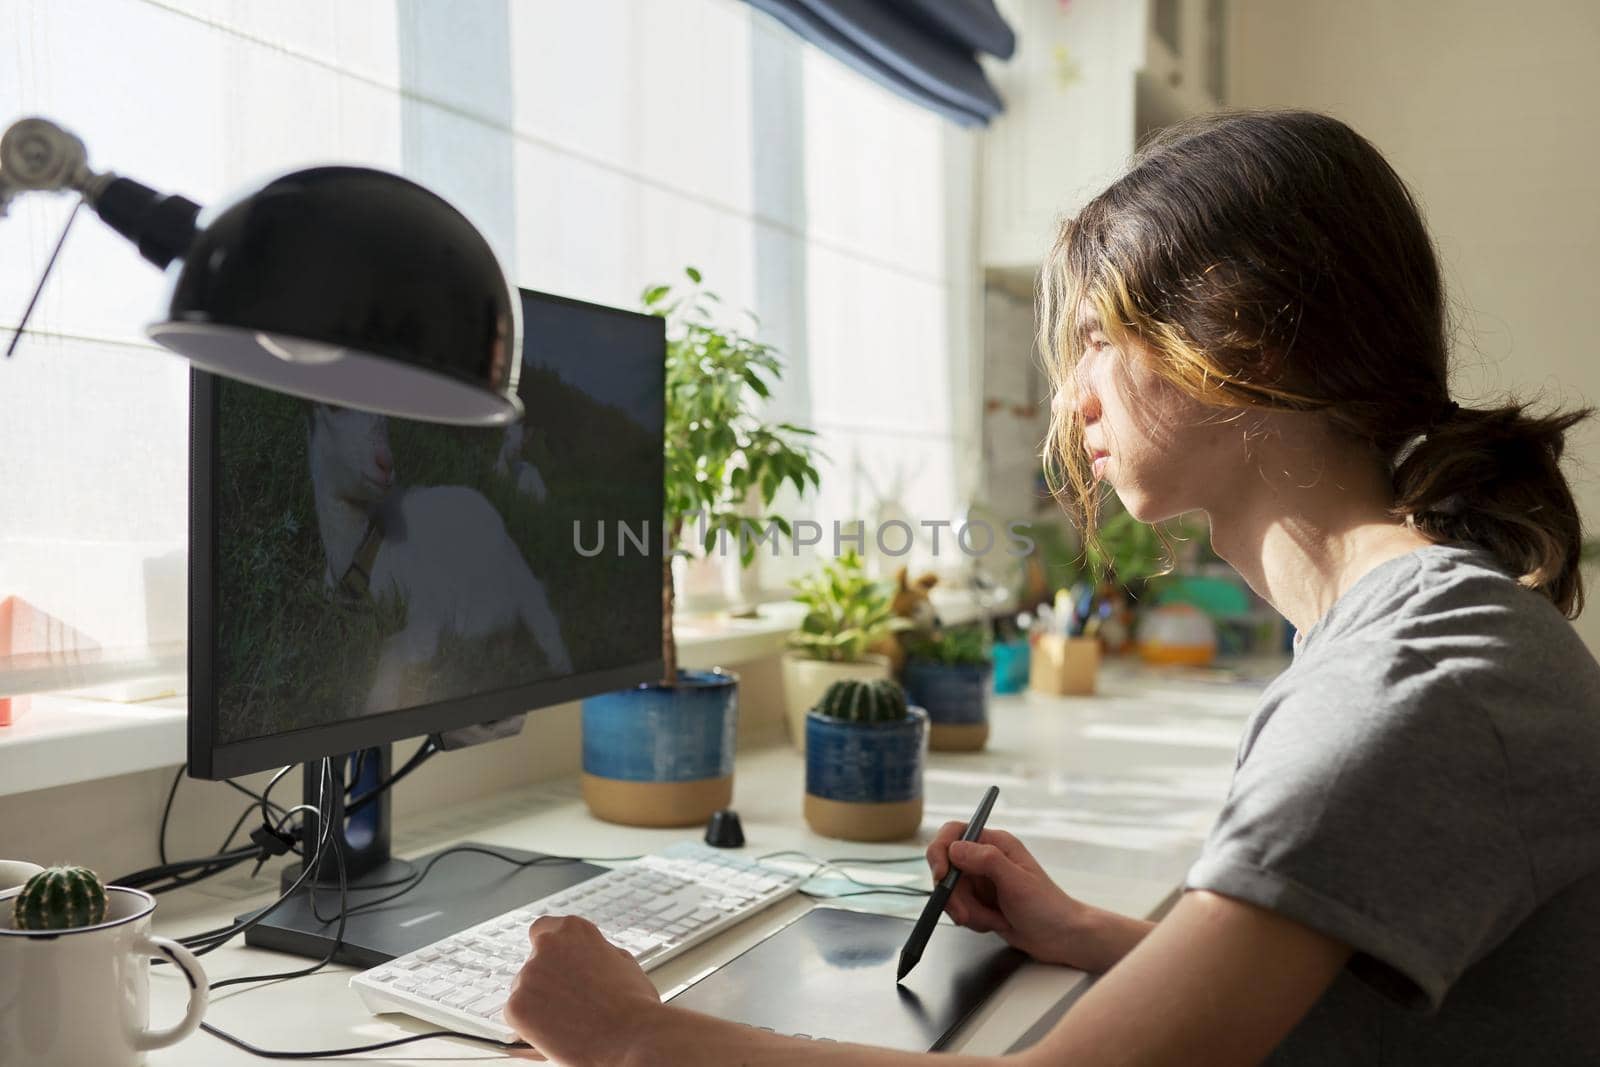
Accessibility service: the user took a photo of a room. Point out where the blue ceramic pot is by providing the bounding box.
[904,659,992,751]
[582,669,737,783]
[904,659,992,725]
[804,706,928,805]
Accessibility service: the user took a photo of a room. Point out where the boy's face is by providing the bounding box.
[1062,314,1242,525]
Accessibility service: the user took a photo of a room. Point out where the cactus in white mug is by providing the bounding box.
[13,865,107,930]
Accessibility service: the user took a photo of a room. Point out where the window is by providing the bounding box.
[0,0,979,682]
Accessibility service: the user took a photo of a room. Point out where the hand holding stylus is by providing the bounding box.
[898,786,999,980]
[922,821,1113,971]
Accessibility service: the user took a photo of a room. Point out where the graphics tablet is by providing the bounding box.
[667,906,1026,1052]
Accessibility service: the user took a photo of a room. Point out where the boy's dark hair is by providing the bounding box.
[1041,109,1591,616]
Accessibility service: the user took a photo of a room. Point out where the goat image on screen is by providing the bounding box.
[211,300,664,745]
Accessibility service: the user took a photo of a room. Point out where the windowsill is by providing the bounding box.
[0,609,802,800]
[0,694,190,798]
[0,588,1008,800]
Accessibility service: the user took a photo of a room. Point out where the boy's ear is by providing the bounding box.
[915,573,939,592]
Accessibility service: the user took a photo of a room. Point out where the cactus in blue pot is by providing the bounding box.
[804,679,927,842]
[813,677,908,724]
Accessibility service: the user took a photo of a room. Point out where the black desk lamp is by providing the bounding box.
[0,116,523,425]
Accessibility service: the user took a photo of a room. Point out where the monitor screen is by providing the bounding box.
[189,290,665,778]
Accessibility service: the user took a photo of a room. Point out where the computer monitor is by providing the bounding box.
[187,288,665,963]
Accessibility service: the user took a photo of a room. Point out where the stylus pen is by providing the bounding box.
[897,785,1000,982]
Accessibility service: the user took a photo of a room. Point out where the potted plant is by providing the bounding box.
[803,678,928,842]
[903,624,994,751]
[582,268,822,827]
[781,549,905,751]
[1083,508,1202,652]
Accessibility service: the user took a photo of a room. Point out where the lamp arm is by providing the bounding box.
[1,116,199,268]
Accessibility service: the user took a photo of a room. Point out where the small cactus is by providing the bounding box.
[814,678,909,723]
[13,865,107,931]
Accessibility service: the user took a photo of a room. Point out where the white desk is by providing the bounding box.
[146,663,1279,1063]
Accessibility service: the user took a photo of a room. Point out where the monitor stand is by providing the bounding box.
[242,746,607,968]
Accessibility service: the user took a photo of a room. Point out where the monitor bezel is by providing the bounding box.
[188,289,667,780]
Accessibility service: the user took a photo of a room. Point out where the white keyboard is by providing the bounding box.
[350,842,803,1042]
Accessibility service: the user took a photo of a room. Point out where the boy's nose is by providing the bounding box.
[1057,385,1100,425]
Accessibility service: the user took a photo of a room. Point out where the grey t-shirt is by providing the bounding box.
[1185,544,1600,1065]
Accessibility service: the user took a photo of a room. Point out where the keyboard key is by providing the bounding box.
[659,901,698,922]
[442,988,477,1009]
[469,994,505,1017]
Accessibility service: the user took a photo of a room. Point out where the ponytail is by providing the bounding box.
[1392,400,1594,617]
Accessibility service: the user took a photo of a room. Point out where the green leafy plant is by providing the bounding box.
[1085,508,1202,595]
[646,267,823,684]
[813,678,910,723]
[903,623,991,666]
[788,549,907,663]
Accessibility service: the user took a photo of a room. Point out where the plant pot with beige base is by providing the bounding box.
[803,679,927,842]
[904,625,993,752]
[581,669,738,827]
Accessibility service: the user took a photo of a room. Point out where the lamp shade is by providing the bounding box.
[147,166,522,425]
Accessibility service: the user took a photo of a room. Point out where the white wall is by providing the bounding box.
[0,0,983,667]
[1230,0,1600,652]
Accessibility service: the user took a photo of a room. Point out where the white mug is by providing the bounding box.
[0,860,43,892]
[0,884,209,1066]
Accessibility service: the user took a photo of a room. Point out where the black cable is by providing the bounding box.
[173,764,419,954]
[347,748,370,794]
[138,802,282,895]
[258,765,294,832]
[181,793,342,957]
[139,857,251,897]
[158,763,185,865]
[209,761,348,990]
[191,764,535,1059]
[343,740,437,818]
[141,749,439,900]
[313,843,643,924]
[225,778,290,822]
[117,844,264,892]
[143,763,297,892]
[197,1023,525,1059]
[122,788,296,890]
[186,763,339,964]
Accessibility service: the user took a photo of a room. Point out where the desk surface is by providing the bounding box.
[147,662,1278,1063]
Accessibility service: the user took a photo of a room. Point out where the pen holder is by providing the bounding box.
[1028,634,1099,696]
